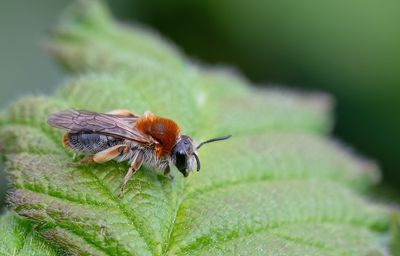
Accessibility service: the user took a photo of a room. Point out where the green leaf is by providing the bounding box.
[0,212,58,256]
[0,0,397,255]
[48,0,185,73]
[391,213,400,256]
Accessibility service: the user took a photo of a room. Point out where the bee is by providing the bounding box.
[47,109,231,195]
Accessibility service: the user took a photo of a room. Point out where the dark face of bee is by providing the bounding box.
[171,135,195,177]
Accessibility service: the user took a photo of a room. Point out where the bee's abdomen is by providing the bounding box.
[67,133,122,154]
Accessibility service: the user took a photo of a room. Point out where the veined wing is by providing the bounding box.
[48,109,156,145]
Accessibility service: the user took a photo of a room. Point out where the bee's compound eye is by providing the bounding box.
[175,151,187,172]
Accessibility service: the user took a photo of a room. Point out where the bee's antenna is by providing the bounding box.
[193,153,201,172]
[196,135,232,150]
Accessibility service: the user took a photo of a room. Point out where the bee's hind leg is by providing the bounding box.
[80,156,95,164]
[78,145,128,165]
[92,145,129,163]
[118,152,144,197]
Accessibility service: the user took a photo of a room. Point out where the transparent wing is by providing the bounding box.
[48,109,156,145]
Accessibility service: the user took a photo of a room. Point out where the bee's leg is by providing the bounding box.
[106,109,137,117]
[80,155,95,164]
[92,145,129,163]
[162,166,174,180]
[61,133,71,149]
[119,152,144,196]
[163,166,170,175]
[79,145,128,164]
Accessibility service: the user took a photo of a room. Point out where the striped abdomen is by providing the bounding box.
[64,132,123,154]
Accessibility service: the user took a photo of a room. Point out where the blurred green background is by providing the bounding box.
[1,0,399,210]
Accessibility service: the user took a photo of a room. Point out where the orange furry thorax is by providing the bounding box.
[135,113,180,157]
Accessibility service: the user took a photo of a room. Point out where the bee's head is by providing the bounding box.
[171,134,231,177]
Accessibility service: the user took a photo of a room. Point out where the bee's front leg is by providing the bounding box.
[163,166,174,181]
[163,165,170,175]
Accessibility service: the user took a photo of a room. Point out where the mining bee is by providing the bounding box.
[48,109,231,195]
